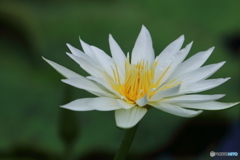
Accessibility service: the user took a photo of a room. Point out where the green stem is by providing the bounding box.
[114,124,139,160]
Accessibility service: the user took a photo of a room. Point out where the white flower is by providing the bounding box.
[43,26,239,129]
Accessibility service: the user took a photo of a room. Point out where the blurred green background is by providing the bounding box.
[0,0,240,160]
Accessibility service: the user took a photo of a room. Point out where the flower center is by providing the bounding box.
[105,57,181,104]
[121,60,153,102]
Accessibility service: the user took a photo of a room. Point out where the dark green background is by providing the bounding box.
[0,0,239,159]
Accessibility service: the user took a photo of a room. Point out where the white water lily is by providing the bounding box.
[44,26,239,129]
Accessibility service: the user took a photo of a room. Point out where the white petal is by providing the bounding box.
[150,85,181,102]
[86,76,118,97]
[158,42,193,85]
[157,35,184,64]
[109,34,126,83]
[88,91,113,98]
[61,97,122,111]
[117,99,135,109]
[62,77,116,98]
[153,60,173,85]
[136,95,148,107]
[91,46,115,78]
[153,36,185,85]
[66,43,86,58]
[168,42,193,70]
[61,98,93,111]
[86,76,122,98]
[177,101,240,110]
[131,25,154,64]
[87,97,122,111]
[179,78,230,94]
[172,47,214,77]
[79,39,99,64]
[178,62,225,84]
[115,106,147,129]
[86,76,113,91]
[66,53,103,78]
[162,94,225,103]
[43,57,81,78]
[150,102,202,117]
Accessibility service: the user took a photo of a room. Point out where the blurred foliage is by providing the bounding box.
[0,0,240,159]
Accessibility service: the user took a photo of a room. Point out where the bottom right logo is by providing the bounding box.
[210,151,238,157]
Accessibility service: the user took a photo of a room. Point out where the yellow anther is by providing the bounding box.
[106,59,183,104]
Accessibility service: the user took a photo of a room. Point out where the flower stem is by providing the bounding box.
[114,124,139,160]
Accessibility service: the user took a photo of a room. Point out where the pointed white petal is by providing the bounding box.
[86,76,122,98]
[91,46,115,78]
[62,77,116,98]
[177,101,240,110]
[86,76,117,97]
[157,35,184,64]
[115,107,147,129]
[158,42,193,85]
[79,39,98,64]
[136,95,148,107]
[43,57,81,78]
[66,53,103,78]
[153,60,173,85]
[87,91,112,98]
[153,36,185,85]
[91,45,112,60]
[173,47,214,77]
[117,99,135,109]
[87,97,122,111]
[86,76,113,91]
[170,42,193,69]
[66,43,85,57]
[150,102,202,117]
[179,78,230,94]
[179,62,226,84]
[62,97,122,111]
[150,85,181,101]
[131,25,154,64]
[109,34,126,83]
[61,98,93,111]
[162,94,225,103]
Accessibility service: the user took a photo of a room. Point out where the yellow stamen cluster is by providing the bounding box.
[105,58,180,104]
